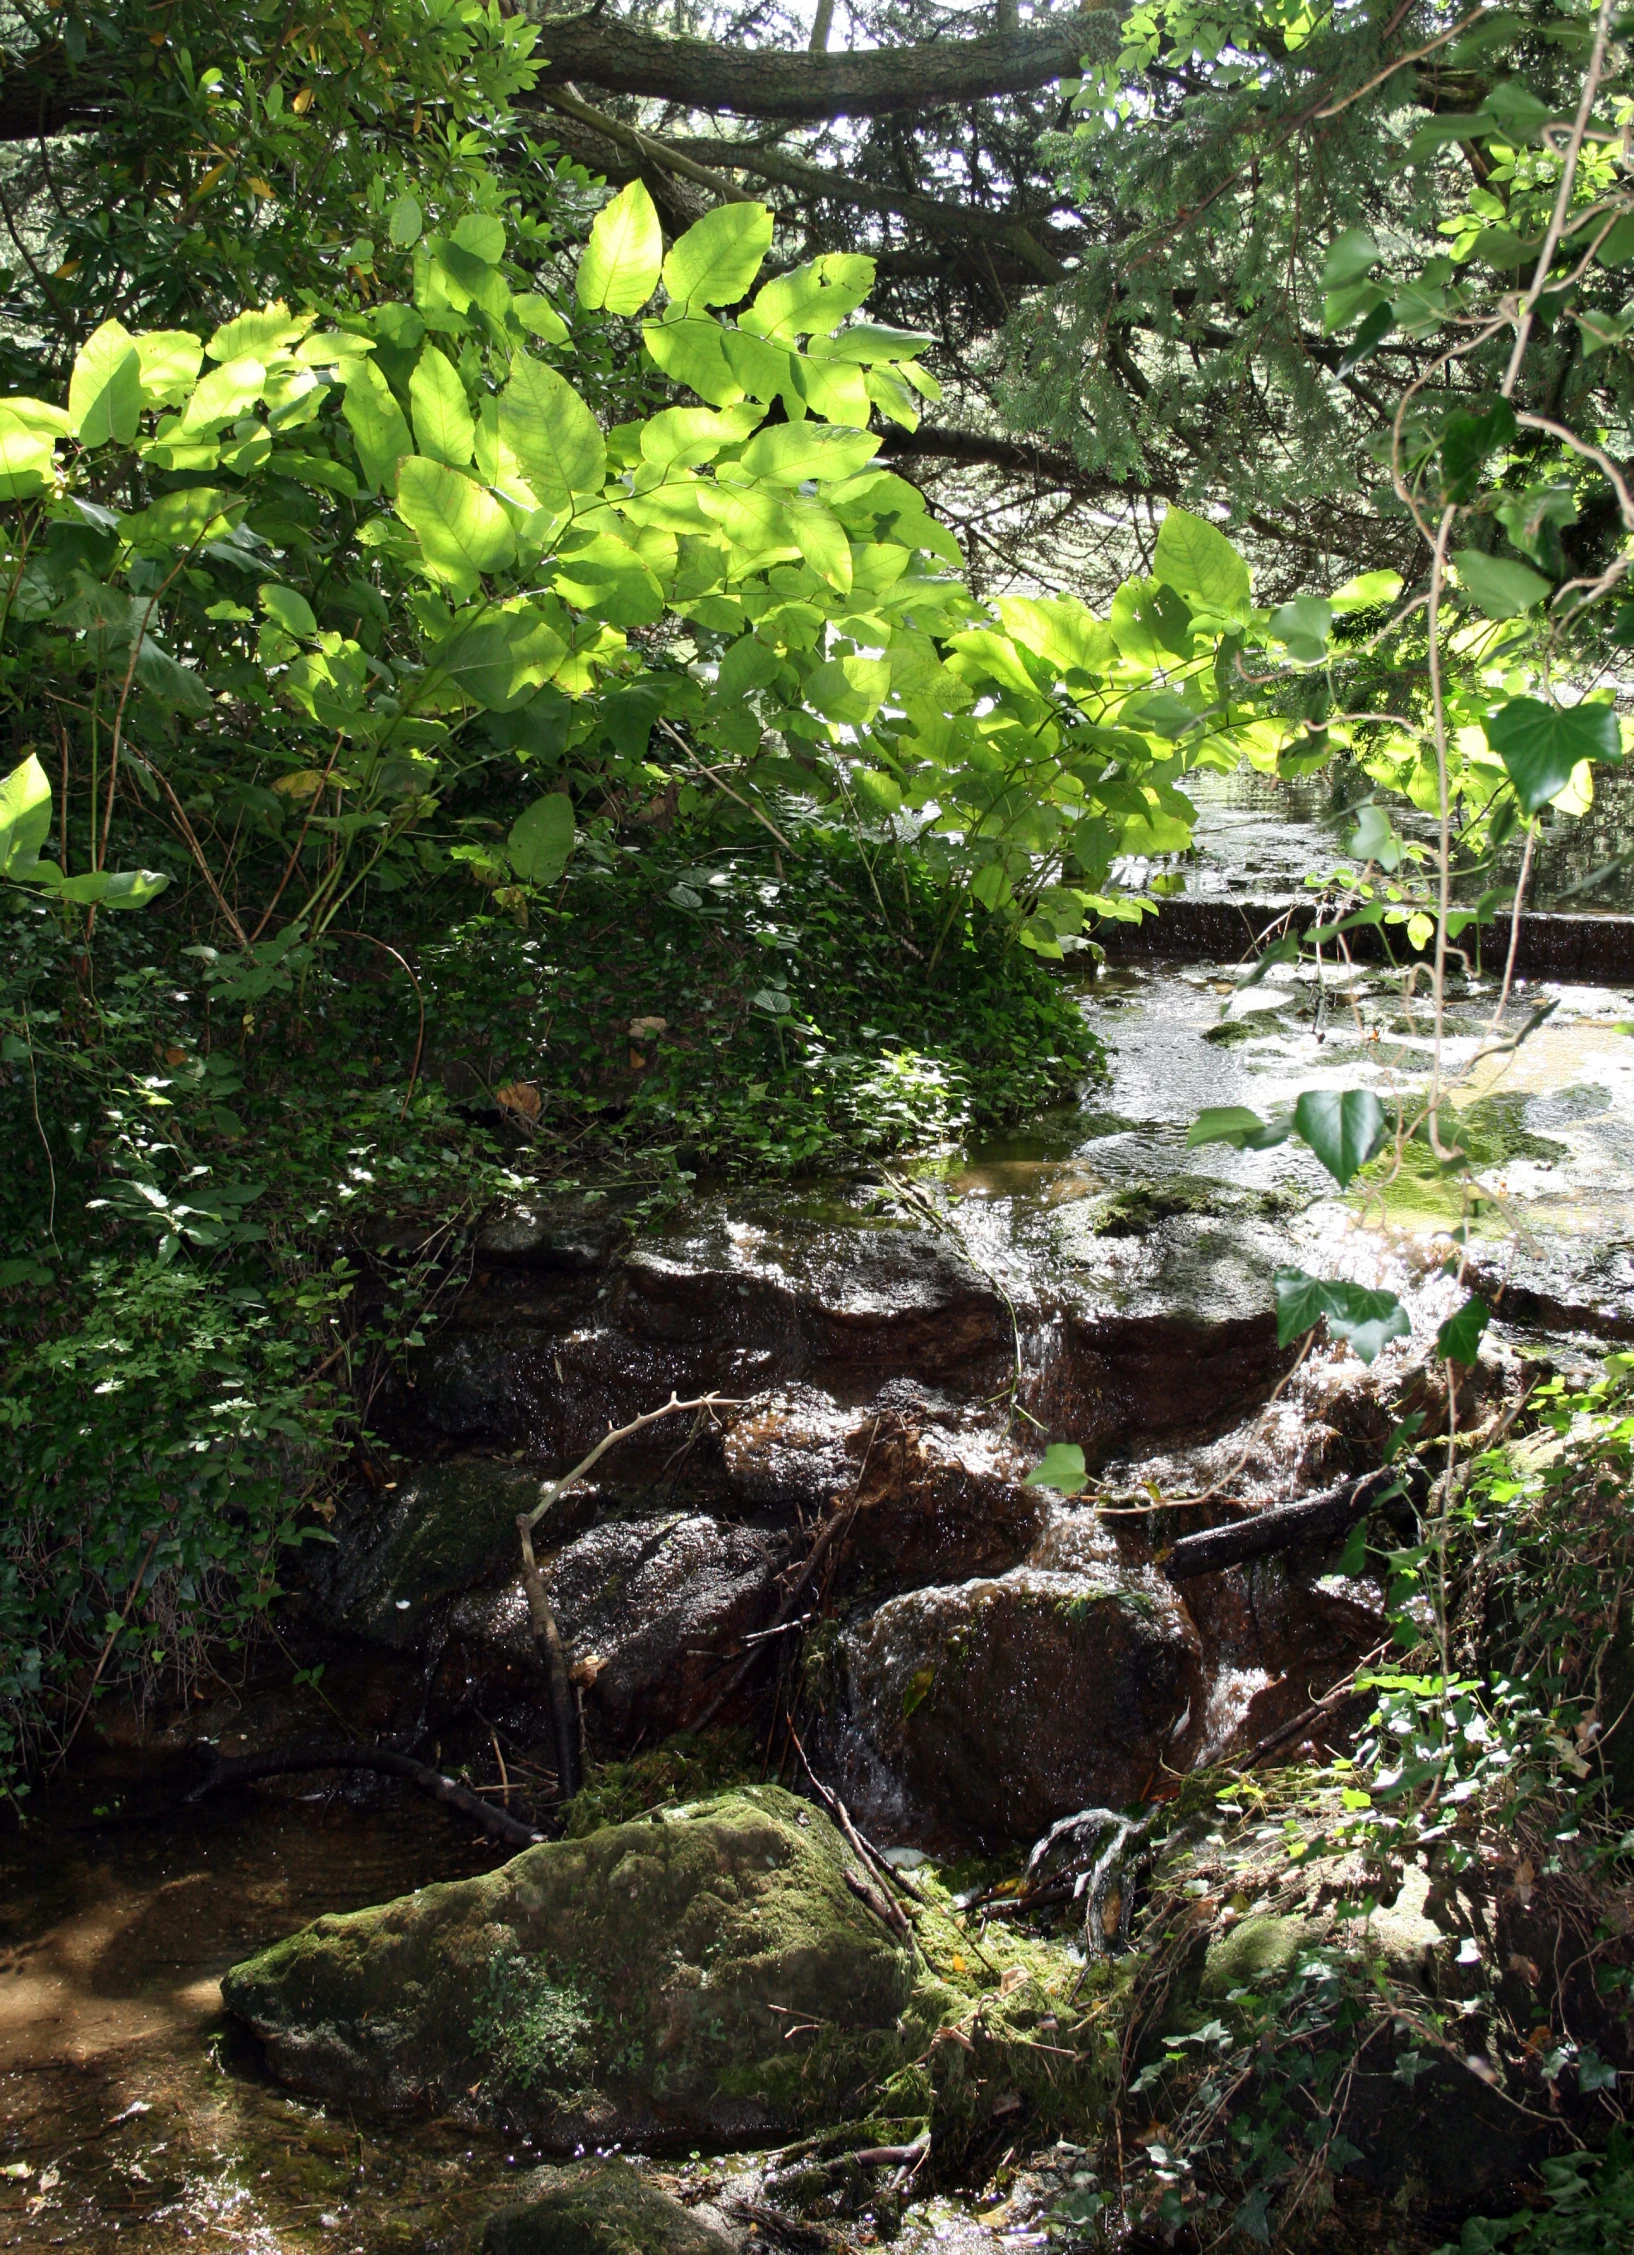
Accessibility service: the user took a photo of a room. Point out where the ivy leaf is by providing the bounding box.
[1293,1088,1388,1186]
[1435,1294,1490,1366]
[578,179,663,316]
[1452,549,1550,618]
[662,202,774,310]
[1153,505,1250,621]
[69,319,143,447]
[1484,697,1623,815]
[1186,1105,1293,1151]
[1023,1442,1087,1494]
[1274,1268,1411,1364]
[506,793,575,885]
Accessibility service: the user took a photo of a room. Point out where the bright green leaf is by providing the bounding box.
[0,752,52,875]
[1484,697,1623,815]
[1453,549,1551,618]
[1023,1442,1087,1494]
[134,331,203,407]
[662,202,774,309]
[395,457,517,595]
[341,357,413,493]
[578,179,663,316]
[258,583,318,638]
[69,320,143,447]
[410,345,475,467]
[498,354,605,513]
[1153,506,1250,619]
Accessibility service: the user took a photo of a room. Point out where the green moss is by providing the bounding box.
[1361,1092,1568,1225]
[483,2159,735,2255]
[1091,1174,1222,1237]
[224,1785,920,2147]
[561,1731,760,1839]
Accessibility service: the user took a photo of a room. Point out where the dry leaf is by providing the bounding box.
[628,1015,668,1038]
[273,768,327,802]
[495,1080,541,1121]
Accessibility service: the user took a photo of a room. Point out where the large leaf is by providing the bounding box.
[69,320,143,447]
[737,423,881,484]
[1293,1087,1389,1186]
[1453,548,1551,618]
[507,792,575,885]
[1484,696,1623,814]
[206,302,309,361]
[410,346,475,467]
[996,595,1117,677]
[0,752,52,875]
[1153,506,1251,620]
[395,458,517,595]
[1275,1268,1410,1364]
[433,610,565,711]
[578,179,663,316]
[134,331,203,408]
[498,355,605,514]
[788,496,852,593]
[341,358,413,493]
[643,319,746,407]
[0,405,57,498]
[662,203,774,310]
[805,654,890,725]
[551,535,664,627]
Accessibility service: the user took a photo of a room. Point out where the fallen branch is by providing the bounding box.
[1162,1467,1401,1582]
[183,1740,543,1850]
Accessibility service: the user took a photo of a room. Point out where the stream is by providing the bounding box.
[4,778,1633,2251]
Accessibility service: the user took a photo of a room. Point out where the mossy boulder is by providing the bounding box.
[222,1786,916,2148]
[482,2159,735,2255]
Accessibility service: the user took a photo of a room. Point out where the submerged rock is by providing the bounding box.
[222,1786,915,2145]
[834,1566,1205,1844]
[482,2158,736,2255]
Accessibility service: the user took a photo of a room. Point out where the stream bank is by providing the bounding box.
[6,913,1634,2249]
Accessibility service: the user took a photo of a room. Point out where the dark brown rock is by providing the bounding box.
[834,1565,1206,1844]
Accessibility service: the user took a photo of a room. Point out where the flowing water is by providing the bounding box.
[5,776,1632,2248]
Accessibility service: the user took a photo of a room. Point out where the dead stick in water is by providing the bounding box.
[183,1741,543,1849]
[517,1392,742,1800]
[1162,1468,1401,1582]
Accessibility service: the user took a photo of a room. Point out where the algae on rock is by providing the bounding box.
[222,1786,919,2147]
[482,2158,737,2255]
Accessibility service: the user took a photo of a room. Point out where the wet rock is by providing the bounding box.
[222,1786,916,2145]
[721,1386,857,1514]
[849,1414,1047,1585]
[833,1566,1206,1845]
[449,1510,789,1735]
[308,1457,590,1650]
[482,2159,736,2255]
[476,1199,621,1274]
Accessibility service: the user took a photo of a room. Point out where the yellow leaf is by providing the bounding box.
[193,161,229,200]
[247,177,276,200]
[292,86,314,113]
[272,768,327,802]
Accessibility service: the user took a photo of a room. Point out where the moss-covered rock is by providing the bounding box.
[221,1786,916,2148]
[481,2159,736,2255]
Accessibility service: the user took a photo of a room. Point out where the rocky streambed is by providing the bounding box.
[5,940,1633,2252]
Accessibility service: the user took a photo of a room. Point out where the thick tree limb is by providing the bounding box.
[1162,1468,1401,1582]
[877,421,1173,503]
[662,134,1075,276]
[526,10,1121,121]
[536,85,756,202]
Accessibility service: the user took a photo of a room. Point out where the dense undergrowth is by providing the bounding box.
[0,828,1094,1781]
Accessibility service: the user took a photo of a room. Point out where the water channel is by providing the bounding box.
[3,777,1631,2252]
